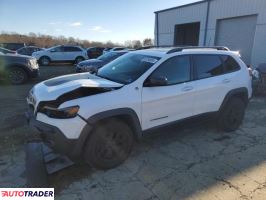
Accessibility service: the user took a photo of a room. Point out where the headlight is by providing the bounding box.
[28,58,38,69]
[40,105,80,119]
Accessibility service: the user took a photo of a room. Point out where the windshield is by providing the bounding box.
[46,46,60,51]
[97,53,160,84]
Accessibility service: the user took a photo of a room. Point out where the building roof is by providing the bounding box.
[154,0,208,14]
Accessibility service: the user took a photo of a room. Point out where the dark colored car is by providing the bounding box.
[252,63,266,94]
[75,50,128,73]
[0,53,39,84]
[102,47,112,54]
[87,47,104,59]
[17,46,44,56]
[0,47,17,54]
[0,43,25,51]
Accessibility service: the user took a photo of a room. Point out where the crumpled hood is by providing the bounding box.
[29,72,123,109]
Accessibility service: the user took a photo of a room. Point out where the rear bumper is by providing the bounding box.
[25,111,92,160]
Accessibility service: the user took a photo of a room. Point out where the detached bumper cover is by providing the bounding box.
[25,111,93,159]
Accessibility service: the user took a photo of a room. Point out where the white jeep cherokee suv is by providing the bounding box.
[32,45,88,66]
[26,46,252,169]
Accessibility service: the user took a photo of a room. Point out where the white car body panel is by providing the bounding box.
[141,81,196,130]
[36,113,86,139]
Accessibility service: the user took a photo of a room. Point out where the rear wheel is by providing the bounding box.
[8,67,28,84]
[83,119,134,169]
[39,56,50,66]
[75,57,84,64]
[217,97,246,132]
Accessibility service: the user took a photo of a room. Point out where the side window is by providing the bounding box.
[150,56,191,85]
[17,48,26,54]
[194,55,223,79]
[221,55,241,73]
[66,47,82,52]
[53,46,63,52]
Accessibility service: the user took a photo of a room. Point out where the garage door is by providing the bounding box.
[215,15,257,64]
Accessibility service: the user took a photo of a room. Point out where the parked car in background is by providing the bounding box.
[0,47,17,54]
[75,50,129,73]
[32,45,88,66]
[0,53,39,84]
[87,47,104,59]
[0,43,25,51]
[103,47,112,54]
[17,46,44,56]
[252,63,266,95]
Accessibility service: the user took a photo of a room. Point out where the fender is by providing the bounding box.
[219,87,249,112]
[87,108,142,139]
[72,108,142,157]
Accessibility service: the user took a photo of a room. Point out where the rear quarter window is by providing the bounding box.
[193,55,224,79]
[221,55,241,73]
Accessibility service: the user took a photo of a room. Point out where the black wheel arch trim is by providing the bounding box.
[73,108,141,157]
[75,56,85,60]
[219,87,249,112]
[39,56,51,62]
[6,64,30,76]
[87,108,142,139]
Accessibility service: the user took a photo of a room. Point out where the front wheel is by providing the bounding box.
[83,119,134,169]
[8,67,28,84]
[217,97,246,132]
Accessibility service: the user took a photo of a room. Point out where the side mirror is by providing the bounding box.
[144,76,168,87]
[50,49,56,53]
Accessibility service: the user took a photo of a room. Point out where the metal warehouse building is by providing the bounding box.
[154,0,266,67]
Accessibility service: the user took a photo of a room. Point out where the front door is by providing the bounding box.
[141,55,196,130]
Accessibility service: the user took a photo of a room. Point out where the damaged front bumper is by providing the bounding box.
[25,110,93,160]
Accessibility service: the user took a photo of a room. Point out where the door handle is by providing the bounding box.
[222,79,231,84]
[182,86,194,92]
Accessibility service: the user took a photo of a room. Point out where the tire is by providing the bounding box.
[217,97,246,132]
[75,57,84,64]
[7,67,28,84]
[83,118,134,169]
[39,56,50,66]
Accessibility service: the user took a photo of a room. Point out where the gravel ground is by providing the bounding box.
[0,65,266,200]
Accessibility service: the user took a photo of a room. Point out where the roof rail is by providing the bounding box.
[136,46,156,50]
[166,46,230,54]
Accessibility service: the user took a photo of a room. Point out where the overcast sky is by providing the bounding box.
[0,0,199,43]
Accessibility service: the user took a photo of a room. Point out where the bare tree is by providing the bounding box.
[132,40,142,49]
[143,38,153,46]
[0,32,124,49]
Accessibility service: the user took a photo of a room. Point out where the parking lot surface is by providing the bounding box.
[0,65,266,200]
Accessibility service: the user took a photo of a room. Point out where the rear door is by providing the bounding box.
[192,54,231,115]
[141,55,196,130]
[49,46,65,61]
[63,46,82,61]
